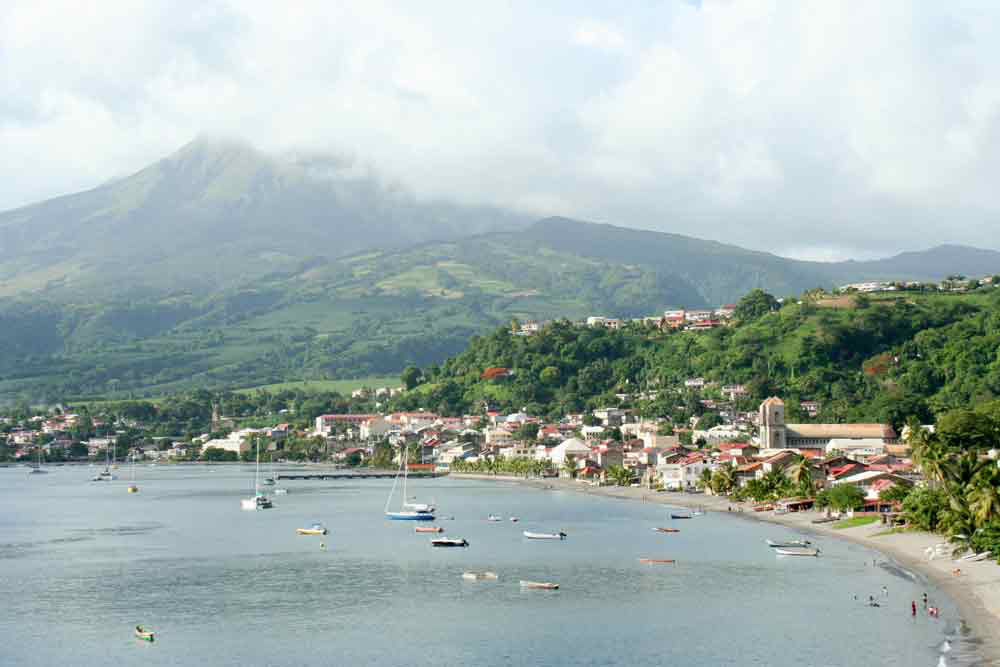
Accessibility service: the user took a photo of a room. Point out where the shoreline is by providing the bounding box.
[453,473,1000,665]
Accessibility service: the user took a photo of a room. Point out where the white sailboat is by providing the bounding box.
[385,445,434,520]
[28,447,48,474]
[241,436,273,510]
[92,445,115,482]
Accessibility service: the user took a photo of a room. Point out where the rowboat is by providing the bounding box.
[134,626,154,642]
[415,526,443,533]
[520,580,559,590]
[670,513,692,520]
[774,547,820,556]
[431,538,468,547]
[523,531,566,540]
[296,523,328,536]
[462,571,499,580]
[766,539,811,548]
[653,527,680,533]
[639,558,676,564]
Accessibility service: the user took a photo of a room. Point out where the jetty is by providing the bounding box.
[276,471,442,481]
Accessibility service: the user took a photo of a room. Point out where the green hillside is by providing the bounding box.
[390,288,1000,425]
[3,215,1000,404]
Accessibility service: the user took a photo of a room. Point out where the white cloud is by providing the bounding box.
[1,1,999,258]
[573,19,629,53]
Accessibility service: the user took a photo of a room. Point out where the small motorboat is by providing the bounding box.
[241,494,272,511]
[297,523,328,536]
[523,531,566,540]
[670,513,692,520]
[766,539,812,548]
[261,477,276,486]
[134,625,155,642]
[509,517,519,522]
[520,580,558,590]
[431,538,469,548]
[774,547,820,557]
[957,551,992,563]
[91,470,115,482]
[639,558,676,564]
[415,526,443,533]
[653,527,680,533]
[487,515,502,522]
[386,511,435,521]
[462,571,499,580]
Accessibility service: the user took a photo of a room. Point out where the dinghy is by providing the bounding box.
[431,538,468,548]
[523,531,566,540]
[766,539,812,548]
[774,546,820,556]
[520,580,559,589]
[415,526,443,533]
[296,523,328,536]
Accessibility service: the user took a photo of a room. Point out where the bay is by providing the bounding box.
[0,466,974,666]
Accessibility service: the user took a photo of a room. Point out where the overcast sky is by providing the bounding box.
[3,1,1000,260]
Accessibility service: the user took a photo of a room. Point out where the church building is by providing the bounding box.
[758,397,896,450]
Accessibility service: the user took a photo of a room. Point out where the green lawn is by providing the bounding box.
[831,516,880,530]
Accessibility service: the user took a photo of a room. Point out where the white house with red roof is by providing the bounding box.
[656,452,710,490]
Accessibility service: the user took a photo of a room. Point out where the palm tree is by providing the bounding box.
[967,468,1000,527]
[562,453,577,479]
[910,427,949,487]
[697,467,713,492]
[715,464,737,495]
[607,465,632,487]
[786,454,815,495]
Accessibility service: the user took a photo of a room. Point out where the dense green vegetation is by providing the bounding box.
[393,288,1000,426]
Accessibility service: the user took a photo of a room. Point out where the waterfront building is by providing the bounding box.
[758,397,896,450]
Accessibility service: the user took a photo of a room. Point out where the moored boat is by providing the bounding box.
[297,523,328,536]
[670,513,692,520]
[523,531,566,540]
[274,488,288,495]
[653,527,680,533]
[639,558,676,564]
[520,580,558,589]
[774,546,820,556]
[462,571,499,580]
[487,514,502,522]
[387,511,435,521]
[766,539,812,548]
[415,526,443,533]
[431,538,468,547]
[134,625,155,642]
[509,517,519,522]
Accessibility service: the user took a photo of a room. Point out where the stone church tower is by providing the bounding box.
[759,397,786,449]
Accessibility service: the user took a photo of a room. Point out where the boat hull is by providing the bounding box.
[774,547,820,556]
[520,580,558,589]
[523,531,566,540]
[296,529,327,535]
[430,539,468,547]
[386,511,435,521]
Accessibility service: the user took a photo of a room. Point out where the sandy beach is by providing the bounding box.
[453,473,1000,665]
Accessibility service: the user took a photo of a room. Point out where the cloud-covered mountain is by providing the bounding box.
[0,138,526,297]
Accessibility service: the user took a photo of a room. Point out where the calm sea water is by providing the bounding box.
[0,465,978,666]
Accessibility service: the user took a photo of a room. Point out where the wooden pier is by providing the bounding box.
[276,472,442,481]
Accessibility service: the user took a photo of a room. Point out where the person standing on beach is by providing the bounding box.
[912,601,917,616]
[922,593,928,608]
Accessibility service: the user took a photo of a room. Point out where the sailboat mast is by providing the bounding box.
[254,436,260,492]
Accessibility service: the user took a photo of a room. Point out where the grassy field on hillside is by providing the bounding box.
[234,377,400,395]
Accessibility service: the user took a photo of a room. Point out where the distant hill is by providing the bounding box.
[2,145,999,404]
[0,137,526,298]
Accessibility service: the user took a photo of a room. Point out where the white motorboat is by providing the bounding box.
[431,538,468,548]
[774,546,820,556]
[520,580,559,589]
[509,517,519,522]
[487,515,503,522]
[766,539,812,548]
[462,571,499,581]
[523,531,566,540]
